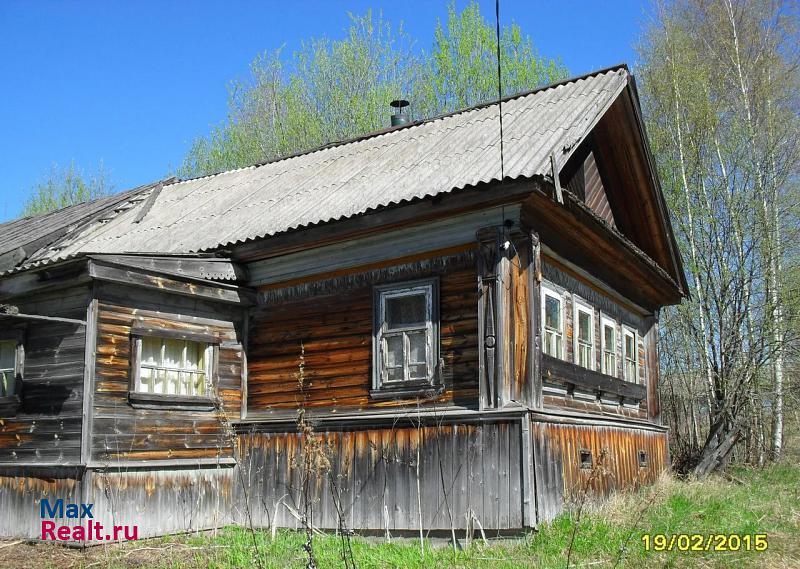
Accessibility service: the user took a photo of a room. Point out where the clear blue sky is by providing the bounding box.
[0,0,650,222]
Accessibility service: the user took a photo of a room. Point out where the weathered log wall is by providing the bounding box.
[91,283,243,463]
[0,285,90,465]
[248,254,479,415]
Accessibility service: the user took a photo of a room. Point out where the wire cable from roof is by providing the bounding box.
[495,0,505,181]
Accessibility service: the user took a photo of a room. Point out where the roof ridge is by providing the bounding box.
[171,65,629,186]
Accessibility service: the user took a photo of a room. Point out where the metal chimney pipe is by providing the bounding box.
[390,99,410,127]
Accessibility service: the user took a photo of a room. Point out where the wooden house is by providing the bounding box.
[0,65,685,541]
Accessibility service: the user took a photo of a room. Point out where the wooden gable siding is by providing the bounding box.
[0,285,90,465]
[247,257,479,414]
[564,150,615,229]
[92,283,243,462]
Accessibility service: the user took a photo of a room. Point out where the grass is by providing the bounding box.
[3,463,798,568]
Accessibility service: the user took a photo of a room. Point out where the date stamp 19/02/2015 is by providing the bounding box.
[641,533,768,552]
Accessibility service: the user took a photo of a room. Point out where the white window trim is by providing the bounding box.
[622,326,639,383]
[600,314,618,377]
[0,340,19,398]
[130,332,218,401]
[541,284,565,360]
[572,298,595,371]
[373,278,440,393]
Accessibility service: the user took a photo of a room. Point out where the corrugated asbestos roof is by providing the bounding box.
[13,66,630,272]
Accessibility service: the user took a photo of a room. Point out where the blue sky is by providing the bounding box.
[0,0,650,222]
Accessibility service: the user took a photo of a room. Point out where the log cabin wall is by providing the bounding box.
[91,281,244,464]
[531,418,668,522]
[246,249,480,417]
[538,254,652,420]
[0,285,90,466]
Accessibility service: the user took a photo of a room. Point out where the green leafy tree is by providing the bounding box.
[180,2,566,177]
[21,161,114,217]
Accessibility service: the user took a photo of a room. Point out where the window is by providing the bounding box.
[133,336,213,397]
[0,340,17,397]
[623,328,638,383]
[601,316,617,377]
[638,450,649,468]
[573,300,594,370]
[579,449,593,469]
[542,286,564,359]
[373,279,439,392]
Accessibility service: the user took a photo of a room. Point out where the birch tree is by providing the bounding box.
[639,0,799,474]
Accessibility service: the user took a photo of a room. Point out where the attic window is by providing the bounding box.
[372,279,440,397]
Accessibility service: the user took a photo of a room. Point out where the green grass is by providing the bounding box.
[17,463,800,569]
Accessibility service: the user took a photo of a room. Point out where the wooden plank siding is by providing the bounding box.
[531,419,668,522]
[91,282,244,463]
[0,285,90,465]
[236,420,524,531]
[247,257,480,415]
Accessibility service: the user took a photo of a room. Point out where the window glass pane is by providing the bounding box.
[577,311,591,343]
[153,368,166,394]
[194,373,206,396]
[386,367,403,382]
[385,335,403,367]
[407,331,427,364]
[139,367,153,393]
[385,293,427,328]
[545,295,561,330]
[625,334,635,358]
[141,337,161,366]
[0,341,15,370]
[604,324,615,347]
[409,363,428,380]
[163,339,183,369]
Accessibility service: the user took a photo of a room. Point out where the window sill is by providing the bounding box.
[0,395,21,417]
[128,392,216,411]
[370,381,442,400]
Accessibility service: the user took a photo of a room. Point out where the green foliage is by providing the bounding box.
[21,161,113,217]
[180,2,566,178]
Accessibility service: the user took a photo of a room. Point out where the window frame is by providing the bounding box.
[622,326,639,383]
[572,298,595,371]
[600,314,618,378]
[541,284,565,360]
[0,330,24,416]
[372,278,440,397]
[129,326,219,409]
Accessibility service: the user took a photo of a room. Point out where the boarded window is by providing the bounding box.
[601,317,617,377]
[374,280,439,390]
[0,340,16,397]
[542,287,563,359]
[135,337,211,397]
[623,329,637,383]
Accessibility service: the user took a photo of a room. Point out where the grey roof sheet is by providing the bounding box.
[25,66,630,267]
[0,184,154,258]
